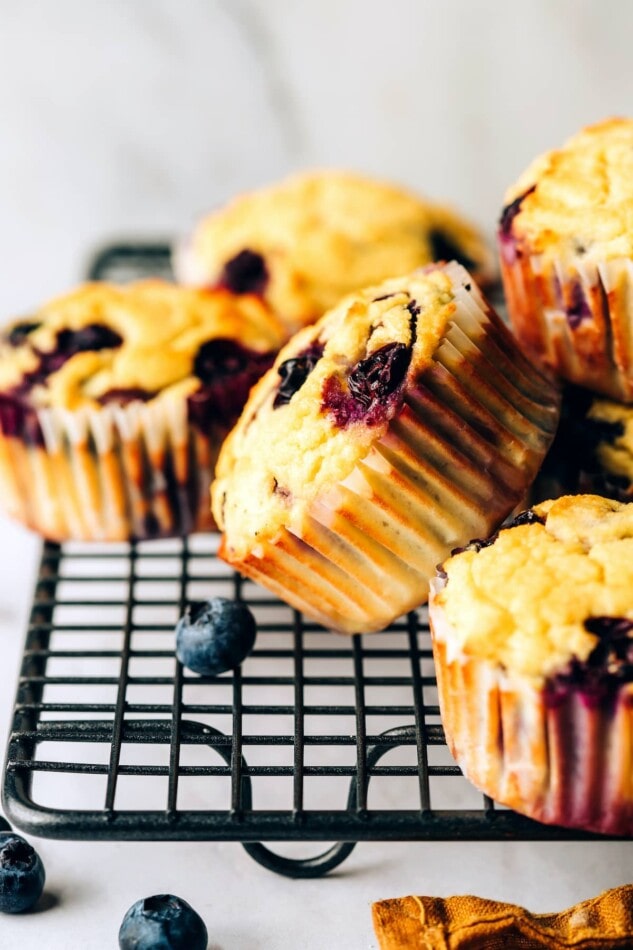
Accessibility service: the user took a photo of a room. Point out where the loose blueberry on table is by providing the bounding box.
[0,832,46,914]
[119,894,208,950]
[176,597,257,676]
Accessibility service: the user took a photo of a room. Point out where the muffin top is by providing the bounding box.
[176,169,494,331]
[499,117,633,264]
[435,494,633,680]
[0,280,285,413]
[213,265,459,554]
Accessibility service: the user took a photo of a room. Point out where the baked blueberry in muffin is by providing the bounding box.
[212,262,559,634]
[430,493,633,835]
[176,170,496,334]
[0,280,285,540]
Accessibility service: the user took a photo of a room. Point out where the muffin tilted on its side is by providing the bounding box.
[430,494,633,835]
[498,117,633,401]
[0,280,285,541]
[212,263,560,634]
[176,169,496,334]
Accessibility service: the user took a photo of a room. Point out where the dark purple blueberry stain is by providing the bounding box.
[322,341,411,428]
[450,536,496,557]
[4,320,41,348]
[498,185,537,238]
[28,324,123,385]
[545,617,633,708]
[373,293,396,303]
[273,341,324,409]
[504,508,545,529]
[450,509,545,559]
[0,394,44,445]
[218,249,268,296]
[406,299,421,320]
[98,388,155,406]
[429,229,476,271]
[0,323,124,445]
[348,343,410,408]
[187,338,275,431]
[498,185,537,265]
[565,281,592,329]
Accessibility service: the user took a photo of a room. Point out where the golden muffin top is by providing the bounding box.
[176,169,494,332]
[500,117,633,263]
[435,494,633,678]
[213,265,460,555]
[0,280,285,411]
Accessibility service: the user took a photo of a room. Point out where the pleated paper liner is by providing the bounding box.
[429,590,633,836]
[500,243,633,402]
[219,267,560,634]
[0,396,218,542]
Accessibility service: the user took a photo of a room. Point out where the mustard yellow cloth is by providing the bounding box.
[372,886,633,948]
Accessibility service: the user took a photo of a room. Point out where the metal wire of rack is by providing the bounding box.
[1,244,606,879]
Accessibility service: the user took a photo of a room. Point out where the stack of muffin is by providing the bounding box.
[2,122,633,836]
[433,118,633,837]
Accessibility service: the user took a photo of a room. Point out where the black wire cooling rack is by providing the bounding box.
[2,244,606,879]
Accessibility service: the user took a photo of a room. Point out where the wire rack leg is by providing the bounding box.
[240,724,418,879]
[241,840,357,878]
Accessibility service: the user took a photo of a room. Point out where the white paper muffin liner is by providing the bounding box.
[219,264,561,634]
[429,586,633,836]
[0,396,218,541]
[499,241,633,402]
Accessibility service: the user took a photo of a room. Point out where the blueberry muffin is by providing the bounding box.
[175,170,496,334]
[430,494,633,835]
[0,280,285,540]
[534,386,633,503]
[498,117,633,401]
[212,262,559,634]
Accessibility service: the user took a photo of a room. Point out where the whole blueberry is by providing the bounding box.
[0,833,46,914]
[119,894,208,950]
[176,597,257,676]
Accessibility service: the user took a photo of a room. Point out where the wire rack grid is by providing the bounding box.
[2,244,606,879]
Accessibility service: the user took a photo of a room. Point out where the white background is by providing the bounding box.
[1,1,633,947]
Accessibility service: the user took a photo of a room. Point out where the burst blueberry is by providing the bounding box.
[0,833,45,914]
[176,597,257,676]
[273,341,324,408]
[119,894,208,950]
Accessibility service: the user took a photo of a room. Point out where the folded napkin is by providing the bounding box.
[372,886,633,948]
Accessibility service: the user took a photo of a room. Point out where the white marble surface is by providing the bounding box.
[2,1,633,946]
